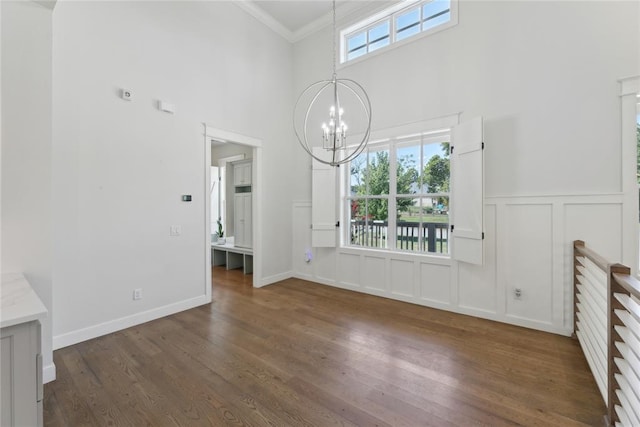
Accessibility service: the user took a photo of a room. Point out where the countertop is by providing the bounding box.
[1,273,47,329]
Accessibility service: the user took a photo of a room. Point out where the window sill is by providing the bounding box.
[338,245,452,265]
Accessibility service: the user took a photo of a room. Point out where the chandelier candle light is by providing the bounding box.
[294,0,372,167]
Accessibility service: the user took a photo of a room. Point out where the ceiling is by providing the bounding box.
[253,1,339,33]
[237,1,385,43]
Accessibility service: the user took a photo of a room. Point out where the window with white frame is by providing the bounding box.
[346,131,451,254]
[341,0,457,64]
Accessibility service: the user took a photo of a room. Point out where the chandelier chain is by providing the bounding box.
[332,0,337,77]
[292,0,371,167]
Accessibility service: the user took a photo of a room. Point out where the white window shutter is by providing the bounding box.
[450,117,484,265]
[312,148,337,247]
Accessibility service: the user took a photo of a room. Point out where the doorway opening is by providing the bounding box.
[203,126,262,292]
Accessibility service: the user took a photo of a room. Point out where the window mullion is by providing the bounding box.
[390,16,396,43]
[419,139,424,251]
[389,142,398,250]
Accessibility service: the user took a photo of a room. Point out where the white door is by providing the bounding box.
[234,193,252,248]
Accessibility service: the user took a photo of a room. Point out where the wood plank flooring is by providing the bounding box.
[44,267,606,426]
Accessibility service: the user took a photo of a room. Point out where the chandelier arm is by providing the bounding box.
[302,81,335,162]
[334,79,372,164]
[293,80,332,159]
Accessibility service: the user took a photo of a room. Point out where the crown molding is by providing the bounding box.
[234,1,296,42]
[33,0,57,10]
[235,1,375,44]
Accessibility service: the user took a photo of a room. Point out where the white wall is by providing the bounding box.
[1,0,55,381]
[52,1,293,347]
[291,1,639,335]
[211,143,253,167]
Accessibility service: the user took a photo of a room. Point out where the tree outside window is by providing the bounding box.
[347,135,450,253]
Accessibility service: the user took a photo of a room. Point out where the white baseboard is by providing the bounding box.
[258,270,293,288]
[53,294,211,350]
[43,362,56,384]
[291,269,572,337]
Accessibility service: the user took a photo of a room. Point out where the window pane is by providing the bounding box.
[350,156,367,196]
[397,144,419,194]
[369,199,388,248]
[396,7,421,41]
[421,196,449,253]
[347,32,366,53]
[368,21,390,52]
[349,198,367,246]
[350,199,388,249]
[423,0,450,31]
[397,197,419,251]
[342,0,456,63]
[422,141,450,193]
[347,47,367,61]
[365,149,390,195]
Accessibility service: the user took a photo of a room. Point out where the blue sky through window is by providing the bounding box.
[396,8,421,41]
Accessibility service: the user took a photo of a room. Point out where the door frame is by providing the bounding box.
[203,124,263,291]
[619,76,639,276]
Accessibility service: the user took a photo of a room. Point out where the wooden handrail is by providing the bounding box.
[612,272,640,299]
[574,240,610,272]
[574,241,640,426]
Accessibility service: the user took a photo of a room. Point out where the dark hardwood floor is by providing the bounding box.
[44,266,605,426]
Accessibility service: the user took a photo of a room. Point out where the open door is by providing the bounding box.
[450,117,484,265]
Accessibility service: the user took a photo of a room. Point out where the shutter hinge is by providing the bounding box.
[450,146,454,154]
[450,224,454,232]
[335,221,340,227]
[481,142,485,149]
[482,232,485,239]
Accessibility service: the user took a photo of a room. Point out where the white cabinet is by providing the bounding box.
[233,161,252,187]
[234,192,252,248]
[1,273,47,427]
[1,321,43,427]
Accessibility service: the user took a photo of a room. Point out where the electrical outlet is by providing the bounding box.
[514,288,522,299]
[170,225,181,236]
[133,288,142,300]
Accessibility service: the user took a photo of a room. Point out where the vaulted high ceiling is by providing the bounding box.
[238,1,388,43]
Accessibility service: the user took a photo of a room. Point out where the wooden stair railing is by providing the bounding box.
[573,240,640,426]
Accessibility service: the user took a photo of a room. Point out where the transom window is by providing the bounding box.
[346,132,451,254]
[341,0,457,64]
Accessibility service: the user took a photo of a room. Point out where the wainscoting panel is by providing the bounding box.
[337,252,361,289]
[504,204,553,324]
[563,203,623,262]
[390,259,414,297]
[458,204,497,313]
[562,202,623,331]
[292,202,313,280]
[292,194,626,336]
[419,263,451,304]
[314,247,337,284]
[363,255,386,292]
